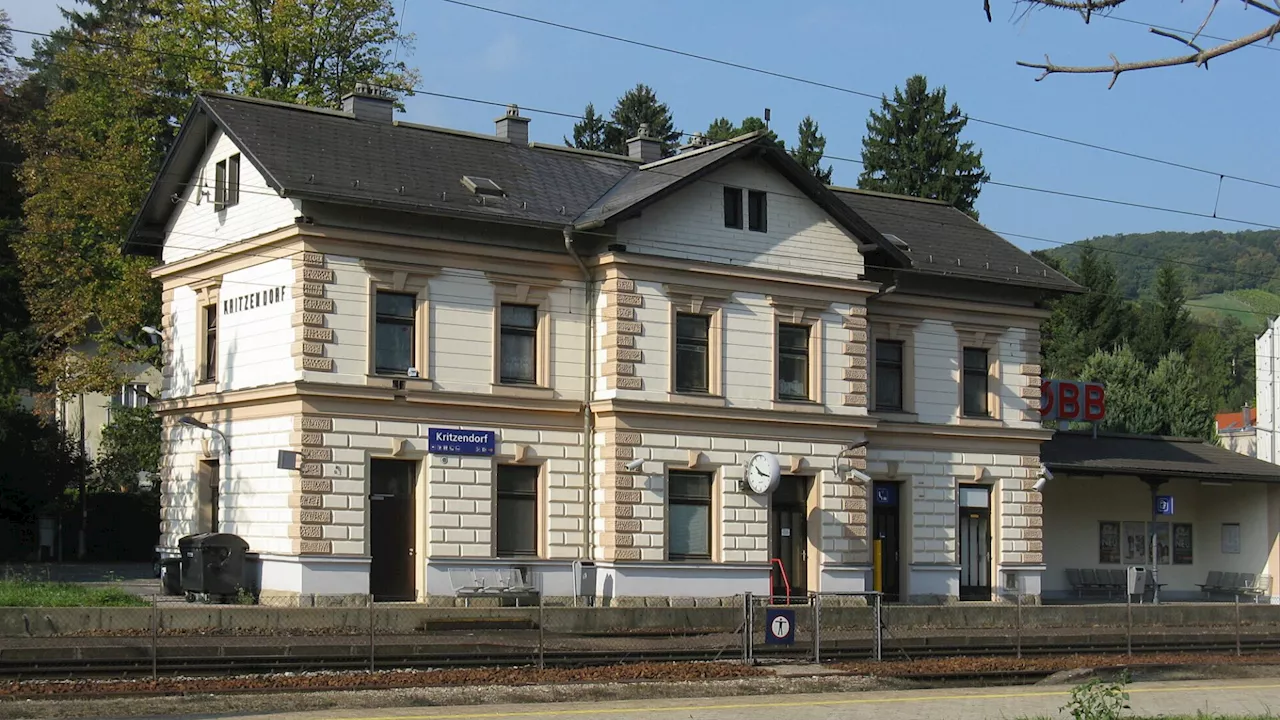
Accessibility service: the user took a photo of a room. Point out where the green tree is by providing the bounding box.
[0,407,85,559]
[1079,347,1161,436]
[566,102,610,151]
[1130,264,1193,366]
[1041,246,1129,379]
[702,116,782,148]
[858,74,989,217]
[1150,352,1215,440]
[604,83,680,156]
[16,0,418,394]
[0,11,35,406]
[704,117,736,142]
[95,405,161,493]
[790,115,833,184]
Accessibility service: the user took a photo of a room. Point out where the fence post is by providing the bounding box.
[1015,592,1022,660]
[813,593,821,664]
[1126,588,1133,657]
[538,600,546,670]
[151,595,158,681]
[743,592,753,665]
[1235,593,1242,657]
[368,594,375,673]
[873,593,882,662]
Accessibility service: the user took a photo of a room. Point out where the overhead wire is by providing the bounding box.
[432,0,1280,193]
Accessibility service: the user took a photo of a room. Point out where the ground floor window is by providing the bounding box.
[668,471,712,560]
[496,465,538,557]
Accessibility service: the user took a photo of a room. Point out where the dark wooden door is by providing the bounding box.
[872,483,902,603]
[770,475,810,602]
[958,485,992,602]
[370,459,416,602]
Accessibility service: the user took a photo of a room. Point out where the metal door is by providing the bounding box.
[872,483,902,603]
[770,475,810,601]
[369,459,416,602]
[958,485,992,601]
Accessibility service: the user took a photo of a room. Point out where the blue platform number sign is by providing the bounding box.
[765,608,796,645]
[1156,495,1174,516]
[428,428,496,456]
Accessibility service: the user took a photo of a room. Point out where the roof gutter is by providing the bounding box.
[870,279,899,302]
[563,227,595,573]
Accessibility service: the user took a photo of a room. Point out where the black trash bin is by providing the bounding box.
[160,558,183,596]
[179,533,249,601]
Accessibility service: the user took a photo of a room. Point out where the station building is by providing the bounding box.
[131,89,1078,605]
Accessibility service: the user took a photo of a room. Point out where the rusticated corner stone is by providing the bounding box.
[301,447,332,461]
[300,509,332,524]
[301,432,324,446]
[299,494,323,508]
[300,540,332,554]
[302,297,334,313]
[301,252,325,267]
[300,462,323,478]
[300,479,332,493]
[302,268,335,283]
[615,377,643,390]
[299,416,331,431]
[614,490,641,504]
[302,357,334,371]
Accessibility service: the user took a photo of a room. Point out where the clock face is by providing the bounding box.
[744,452,781,494]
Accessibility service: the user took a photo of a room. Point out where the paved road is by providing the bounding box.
[218,679,1280,720]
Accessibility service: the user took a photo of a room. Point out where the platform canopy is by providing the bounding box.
[1041,431,1280,484]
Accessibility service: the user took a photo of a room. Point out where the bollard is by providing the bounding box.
[151,595,159,680]
[538,600,546,670]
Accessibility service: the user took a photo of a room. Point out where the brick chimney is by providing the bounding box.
[342,83,394,123]
[627,123,662,163]
[495,104,530,145]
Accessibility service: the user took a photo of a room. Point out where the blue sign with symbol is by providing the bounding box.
[874,484,898,507]
[428,428,496,456]
[765,608,796,645]
[1156,495,1174,516]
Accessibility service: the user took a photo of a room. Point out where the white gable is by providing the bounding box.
[162,128,300,264]
[614,159,865,279]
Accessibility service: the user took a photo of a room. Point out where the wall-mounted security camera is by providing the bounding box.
[1032,463,1052,493]
[406,367,420,378]
[1032,477,1047,492]
[845,468,871,483]
[624,458,645,472]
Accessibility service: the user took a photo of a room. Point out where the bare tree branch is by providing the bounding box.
[1243,0,1280,17]
[1149,27,1205,56]
[1018,19,1280,86]
[1191,0,1220,45]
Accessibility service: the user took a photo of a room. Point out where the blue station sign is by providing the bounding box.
[1155,495,1174,516]
[765,608,796,645]
[873,484,898,507]
[428,428,496,456]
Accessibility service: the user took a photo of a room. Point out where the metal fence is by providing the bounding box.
[4,591,1276,679]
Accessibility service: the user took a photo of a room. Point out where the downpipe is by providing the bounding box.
[564,228,595,571]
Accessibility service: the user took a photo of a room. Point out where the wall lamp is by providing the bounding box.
[179,415,230,453]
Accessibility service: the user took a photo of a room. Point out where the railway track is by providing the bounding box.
[4,635,1280,680]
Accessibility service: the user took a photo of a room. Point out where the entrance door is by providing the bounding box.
[770,475,810,602]
[872,483,902,603]
[369,459,416,602]
[958,485,992,601]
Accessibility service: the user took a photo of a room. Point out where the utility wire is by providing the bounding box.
[434,0,1280,194]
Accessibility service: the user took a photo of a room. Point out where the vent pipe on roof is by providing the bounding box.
[342,82,395,123]
[627,123,663,163]
[495,104,530,145]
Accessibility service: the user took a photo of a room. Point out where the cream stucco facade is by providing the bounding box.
[144,93,1062,604]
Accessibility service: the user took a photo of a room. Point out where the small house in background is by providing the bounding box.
[1217,406,1256,458]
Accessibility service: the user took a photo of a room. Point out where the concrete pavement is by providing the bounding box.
[217,679,1280,720]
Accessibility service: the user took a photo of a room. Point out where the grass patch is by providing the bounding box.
[0,580,147,607]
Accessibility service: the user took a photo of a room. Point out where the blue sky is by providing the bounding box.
[7,0,1279,254]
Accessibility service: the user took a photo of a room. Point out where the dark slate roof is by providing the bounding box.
[831,189,1079,292]
[129,92,1065,286]
[1042,432,1280,483]
[202,93,639,228]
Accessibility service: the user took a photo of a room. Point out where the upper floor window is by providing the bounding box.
[214,154,240,211]
[111,383,150,410]
[674,313,710,393]
[875,339,904,412]
[500,304,538,384]
[202,303,218,382]
[668,471,712,561]
[374,291,415,375]
[723,187,743,229]
[495,465,538,558]
[777,323,811,401]
[962,347,990,417]
[747,190,767,232]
